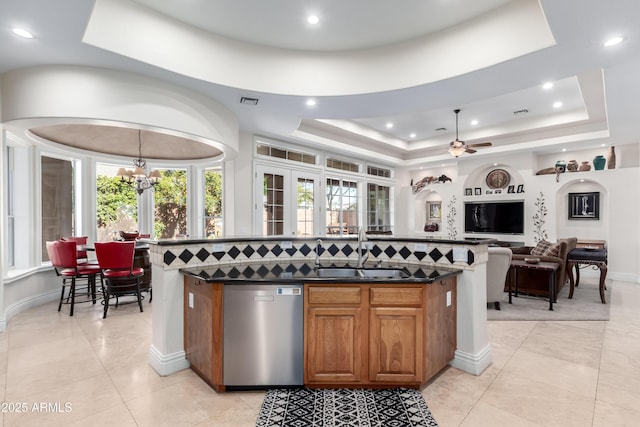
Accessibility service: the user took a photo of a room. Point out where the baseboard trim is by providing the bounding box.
[450,345,493,376]
[148,345,190,376]
[0,291,59,332]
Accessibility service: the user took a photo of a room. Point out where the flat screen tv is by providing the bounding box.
[464,200,524,234]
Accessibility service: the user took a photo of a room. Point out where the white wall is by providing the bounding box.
[402,146,640,281]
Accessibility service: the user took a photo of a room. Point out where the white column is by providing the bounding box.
[148,265,190,376]
[450,264,492,375]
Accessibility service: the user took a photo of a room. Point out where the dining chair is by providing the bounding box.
[61,236,98,265]
[47,240,102,316]
[94,241,145,318]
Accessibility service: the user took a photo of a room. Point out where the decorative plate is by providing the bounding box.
[486,169,510,189]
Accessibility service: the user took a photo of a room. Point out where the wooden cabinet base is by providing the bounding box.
[304,279,456,388]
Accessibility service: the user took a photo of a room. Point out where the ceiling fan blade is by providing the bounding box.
[467,142,492,148]
[465,147,477,154]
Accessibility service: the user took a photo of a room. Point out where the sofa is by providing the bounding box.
[506,237,577,300]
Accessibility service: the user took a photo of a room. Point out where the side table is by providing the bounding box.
[566,248,607,304]
[509,260,559,310]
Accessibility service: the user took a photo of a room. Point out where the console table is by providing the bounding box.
[508,260,558,310]
[566,248,607,304]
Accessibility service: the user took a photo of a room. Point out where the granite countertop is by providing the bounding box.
[181,260,462,284]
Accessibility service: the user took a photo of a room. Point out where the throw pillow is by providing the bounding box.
[543,243,561,257]
[531,240,552,256]
[530,240,561,257]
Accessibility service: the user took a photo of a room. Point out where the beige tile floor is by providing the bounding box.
[0,278,638,426]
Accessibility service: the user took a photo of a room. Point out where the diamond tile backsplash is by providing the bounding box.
[150,238,488,272]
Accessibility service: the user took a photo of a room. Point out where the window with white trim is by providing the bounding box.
[326,178,358,235]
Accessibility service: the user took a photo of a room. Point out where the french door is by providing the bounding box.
[255,165,321,236]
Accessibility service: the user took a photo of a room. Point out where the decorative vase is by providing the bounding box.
[578,161,591,171]
[607,146,616,169]
[593,155,606,170]
[555,160,567,173]
[567,160,578,172]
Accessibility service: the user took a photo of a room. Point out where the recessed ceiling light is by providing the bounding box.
[307,15,319,25]
[470,120,479,126]
[553,101,563,108]
[12,28,33,39]
[542,82,554,90]
[562,148,567,152]
[409,133,416,138]
[604,36,623,47]
[601,143,606,147]
[385,122,393,129]
[306,99,316,106]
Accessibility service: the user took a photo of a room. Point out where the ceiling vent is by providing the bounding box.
[513,109,529,115]
[435,127,447,131]
[240,96,259,105]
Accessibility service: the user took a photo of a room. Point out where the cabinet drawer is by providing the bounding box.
[370,287,423,306]
[308,286,362,304]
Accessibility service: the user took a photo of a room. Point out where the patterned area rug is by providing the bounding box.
[256,387,438,426]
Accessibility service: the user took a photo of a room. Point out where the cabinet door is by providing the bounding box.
[305,306,364,383]
[424,278,457,380]
[369,307,423,383]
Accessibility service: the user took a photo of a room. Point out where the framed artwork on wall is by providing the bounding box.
[568,192,600,220]
[426,201,442,220]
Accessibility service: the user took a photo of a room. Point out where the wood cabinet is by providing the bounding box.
[183,276,223,391]
[424,279,457,381]
[305,286,365,383]
[304,278,456,388]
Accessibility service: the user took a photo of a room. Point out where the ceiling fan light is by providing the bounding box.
[448,145,466,157]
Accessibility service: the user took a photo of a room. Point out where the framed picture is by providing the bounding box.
[517,184,524,193]
[495,189,502,194]
[486,189,493,194]
[474,187,481,195]
[465,188,473,196]
[426,201,442,220]
[507,185,515,193]
[569,192,600,220]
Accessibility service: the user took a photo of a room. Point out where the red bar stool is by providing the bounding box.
[46,240,101,316]
[61,236,99,265]
[94,241,145,319]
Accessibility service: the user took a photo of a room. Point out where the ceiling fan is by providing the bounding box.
[448,109,492,157]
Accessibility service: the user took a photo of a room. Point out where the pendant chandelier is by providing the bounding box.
[116,130,161,195]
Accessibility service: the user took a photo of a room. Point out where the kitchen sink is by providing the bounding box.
[358,268,410,279]
[315,267,410,279]
[315,267,360,278]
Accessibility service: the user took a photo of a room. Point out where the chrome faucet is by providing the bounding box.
[357,228,369,268]
[315,239,323,267]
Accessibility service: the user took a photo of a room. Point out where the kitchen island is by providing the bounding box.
[182,261,460,391]
[145,236,493,383]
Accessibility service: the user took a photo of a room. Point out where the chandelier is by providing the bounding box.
[116,130,161,195]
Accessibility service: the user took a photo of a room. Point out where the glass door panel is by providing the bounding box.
[256,166,321,236]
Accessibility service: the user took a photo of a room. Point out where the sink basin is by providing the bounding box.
[316,267,410,279]
[316,267,360,278]
[358,268,410,279]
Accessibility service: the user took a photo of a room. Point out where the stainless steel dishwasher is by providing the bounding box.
[223,283,303,388]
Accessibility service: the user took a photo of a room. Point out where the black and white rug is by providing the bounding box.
[256,387,438,426]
